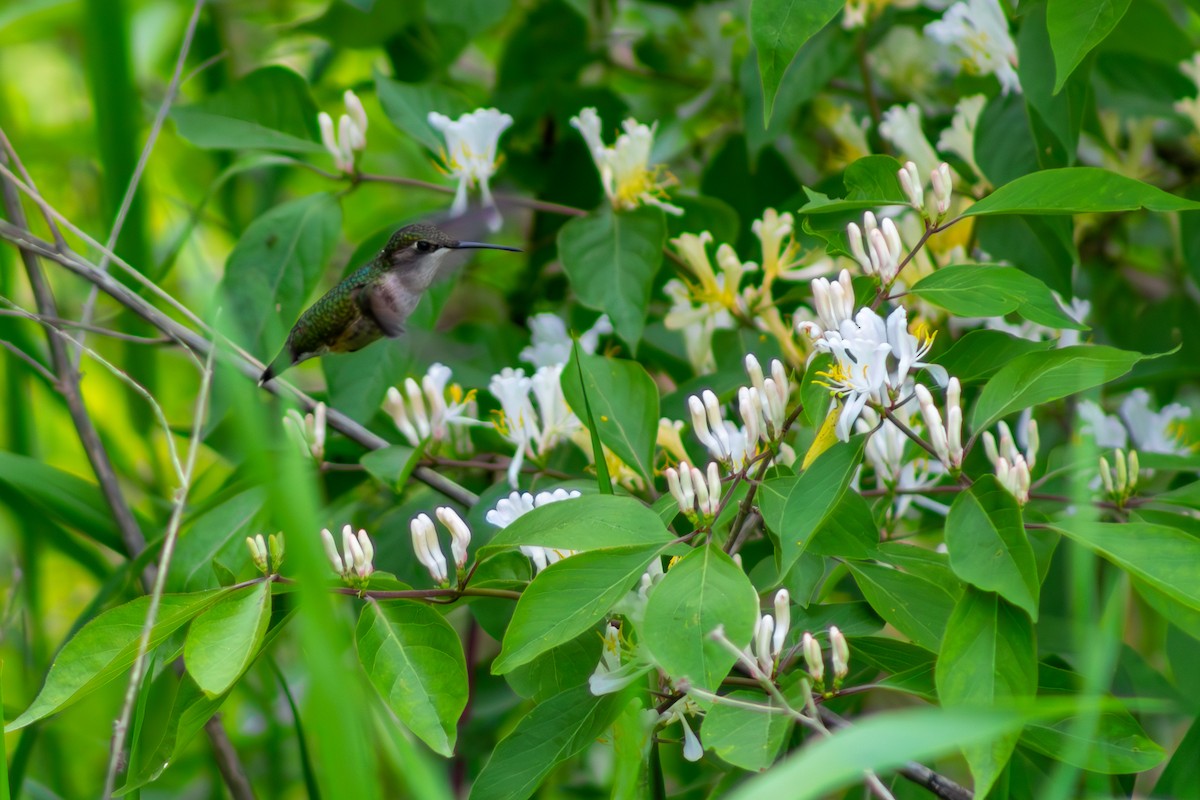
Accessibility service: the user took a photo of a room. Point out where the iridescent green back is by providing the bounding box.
[285,263,377,358]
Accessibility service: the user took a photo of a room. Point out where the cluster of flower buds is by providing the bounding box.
[847,211,904,285]
[320,525,375,584]
[745,590,791,677]
[801,625,850,692]
[383,364,477,452]
[665,461,722,522]
[687,389,750,468]
[898,160,954,223]
[913,379,964,470]
[802,269,856,337]
[740,355,790,443]
[319,90,368,174]
[1099,448,1139,504]
[983,419,1038,504]
[409,507,473,585]
[283,402,326,462]
[245,533,284,575]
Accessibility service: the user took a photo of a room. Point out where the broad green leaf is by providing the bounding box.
[0,450,128,553]
[758,436,866,574]
[557,205,666,352]
[374,72,469,153]
[1153,717,1200,797]
[1048,0,1131,94]
[667,194,740,246]
[847,562,956,652]
[169,488,265,592]
[1155,479,1200,510]
[504,628,603,702]
[932,330,1055,385]
[911,265,1086,330]
[6,590,225,731]
[703,689,790,771]
[801,352,834,426]
[725,707,1029,800]
[170,66,323,152]
[300,1,420,47]
[797,155,907,215]
[361,444,422,491]
[641,544,759,691]
[493,544,664,673]
[184,582,271,697]
[1051,520,1200,611]
[560,353,659,485]
[975,214,1077,295]
[566,338,613,493]
[749,0,844,124]
[1019,2,1089,168]
[222,193,342,357]
[972,345,1145,429]
[962,167,1200,217]
[807,490,879,560]
[1023,663,1165,773]
[487,495,671,552]
[470,685,624,800]
[946,476,1040,620]
[936,589,1037,796]
[357,601,468,756]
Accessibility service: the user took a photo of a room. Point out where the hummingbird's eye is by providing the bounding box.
[415,240,433,252]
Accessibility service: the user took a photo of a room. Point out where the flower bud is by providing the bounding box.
[772,590,790,657]
[268,533,284,572]
[830,626,850,683]
[1115,448,1128,493]
[705,462,722,515]
[320,527,344,576]
[802,632,824,683]
[436,506,473,569]
[756,614,775,674]
[1099,455,1114,495]
[246,534,268,573]
[899,161,924,211]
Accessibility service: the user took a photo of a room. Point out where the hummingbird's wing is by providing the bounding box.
[360,271,413,338]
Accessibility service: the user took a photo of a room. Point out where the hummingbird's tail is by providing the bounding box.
[259,348,293,386]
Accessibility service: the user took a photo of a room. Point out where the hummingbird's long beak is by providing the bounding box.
[452,241,523,252]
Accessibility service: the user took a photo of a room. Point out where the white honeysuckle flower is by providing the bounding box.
[938,94,988,182]
[658,697,704,762]
[886,306,947,387]
[752,208,809,283]
[929,162,954,218]
[664,278,735,374]
[855,402,949,518]
[570,107,682,214]
[879,103,941,179]
[435,507,472,570]
[589,624,654,695]
[1077,400,1128,449]
[926,0,1021,95]
[410,513,449,584]
[530,364,580,450]
[284,402,327,462]
[815,324,892,442]
[656,417,689,465]
[1120,389,1193,455]
[485,488,582,571]
[383,364,477,452]
[488,368,539,486]
[518,312,612,369]
[428,108,514,232]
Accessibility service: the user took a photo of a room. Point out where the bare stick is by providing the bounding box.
[0,308,173,343]
[0,338,57,384]
[76,0,208,364]
[101,342,216,799]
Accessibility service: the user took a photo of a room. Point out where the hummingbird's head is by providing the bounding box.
[383,223,521,267]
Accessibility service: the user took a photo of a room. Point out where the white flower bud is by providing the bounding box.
[320,527,344,576]
[436,506,472,569]
[1025,418,1040,470]
[744,354,765,393]
[692,464,711,517]
[680,715,703,762]
[688,395,717,452]
[343,90,368,142]
[268,533,284,572]
[738,387,761,445]
[706,462,722,514]
[983,431,999,466]
[405,377,431,440]
[757,614,775,674]
[678,461,696,513]
[1115,448,1128,493]
[318,112,339,165]
[899,161,924,211]
[246,535,268,572]
[1099,456,1114,495]
[947,405,964,467]
[1128,449,1139,490]
[802,632,824,683]
[772,590,790,657]
[830,626,849,682]
[666,467,687,514]
[846,222,872,273]
[930,162,953,216]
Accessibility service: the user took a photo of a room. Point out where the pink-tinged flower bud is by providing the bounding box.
[899,161,924,211]
[320,527,344,576]
[802,632,824,683]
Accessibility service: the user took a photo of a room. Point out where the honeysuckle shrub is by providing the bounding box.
[2,1,1199,799]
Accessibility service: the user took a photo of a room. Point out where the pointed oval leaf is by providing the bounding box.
[486,495,672,552]
[357,601,468,757]
[911,265,1086,330]
[170,66,323,152]
[847,562,956,652]
[946,476,1040,620]
[557,205,665,353]
[184,582,272,697]
[1048,0,1132,94]
[962,167,1200,217]
[560,353,659,485]
[749,0,844,124]
[641,544,759,691]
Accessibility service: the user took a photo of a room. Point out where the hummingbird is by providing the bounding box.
[259,223,520,384]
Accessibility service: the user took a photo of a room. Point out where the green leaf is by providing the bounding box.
[504,629,603,702]
[6,590,225,731]
[911,265,1086,330]
[470,684,624,800]
[559,353,659,485]
[0,450,128,553]
[962,168,1200,217]
[801,352,834,426]
[361,444,422,491]
[847,562,956,652]
[1020,2,1089,168]
[300,1,420,47]
[170,66,323,152]
[946,476,1040,620]
[557,205,666,352]
[758,436,866,574]
[725,706,1029,800]
[566,338,613,494]
[1154,717,1200,797]
[169,488,265,592]
[487,495,671,552]
[357,601,468,757]
[797,155,907,215]
[184,582,271,697]
[640,544,759,691]
[749,0,844,124]
[374,72,469,153]
[222,192,342,357]
[972,345,1145,429]
[936,589,1037,796]
[1048,0,1131,94]
[493,544,664,673]
[932,330,1055,385]
[1051,520,1200,611]
[703,689,790,771]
